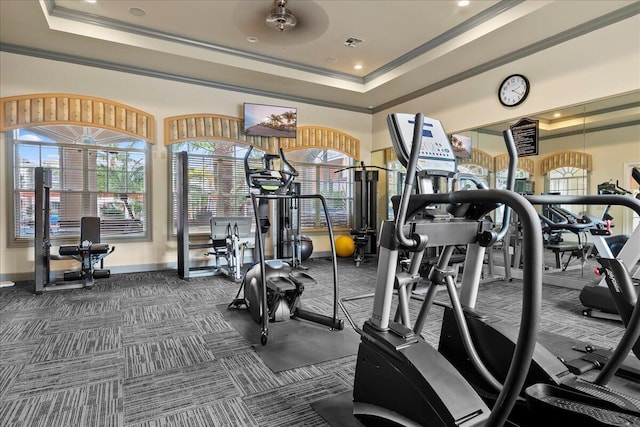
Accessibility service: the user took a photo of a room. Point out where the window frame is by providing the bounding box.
[282,148,354,233]
[167,142,355,239]
[167,140,257,238]
[545,166,589,214]
[7,125,152,246]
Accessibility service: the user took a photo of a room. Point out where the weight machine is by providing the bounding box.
[33,167,114,294]
[203,216,252,282]
[175,151,252,281]
[335,162,389,266]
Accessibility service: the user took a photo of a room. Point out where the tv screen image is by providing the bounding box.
[450,134,472,159]
[243,103,297,138]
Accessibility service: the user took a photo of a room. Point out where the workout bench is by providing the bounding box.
[54,216,115,288]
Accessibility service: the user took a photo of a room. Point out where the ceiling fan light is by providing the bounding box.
[266,1,297,31]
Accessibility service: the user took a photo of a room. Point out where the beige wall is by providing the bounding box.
[1,13,639,279]
[0,52,372,278]
[372,15,640,150]
[370,15,639,234]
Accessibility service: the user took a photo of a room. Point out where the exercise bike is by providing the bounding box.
[229,146,343,345]
[580,169,640,320]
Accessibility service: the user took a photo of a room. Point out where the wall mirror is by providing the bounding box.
[373,91,640,234]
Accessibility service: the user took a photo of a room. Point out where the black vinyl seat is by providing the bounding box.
[57,217,115,287]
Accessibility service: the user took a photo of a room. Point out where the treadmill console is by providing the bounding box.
[387,113,457,176]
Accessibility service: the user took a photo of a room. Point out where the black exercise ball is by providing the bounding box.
[300,235,313,261]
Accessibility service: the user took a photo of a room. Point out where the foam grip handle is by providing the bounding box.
[59,245,80,256]
[89,243,109,254]
[93,269,111,279]
[63,271,83,281]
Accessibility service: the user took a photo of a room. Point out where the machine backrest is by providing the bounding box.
[210,216,253,240]
[81,217,101,243]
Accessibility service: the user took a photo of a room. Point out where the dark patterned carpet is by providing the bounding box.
[0,256,637,426]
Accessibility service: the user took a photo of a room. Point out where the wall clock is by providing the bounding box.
[499,74,530,107]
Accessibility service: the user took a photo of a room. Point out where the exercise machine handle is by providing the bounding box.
[244,145,298,192]
[474,129,518,247]
[540,206,594,233]
[278,147,298,190]
[394,113,428,251]
[495,129,519,242]
[334,161,392,174]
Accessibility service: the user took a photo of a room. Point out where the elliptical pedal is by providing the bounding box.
[527,383,640,426]
[568,378,640,413]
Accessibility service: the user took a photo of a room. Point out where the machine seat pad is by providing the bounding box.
[546,243,581,252]
[424,253,467,266]
[267,276,297,293]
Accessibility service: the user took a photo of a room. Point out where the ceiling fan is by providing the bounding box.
[266,0,297,32]
[232,0,328,45]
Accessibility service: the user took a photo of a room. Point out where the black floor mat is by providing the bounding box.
[219,303,360,372]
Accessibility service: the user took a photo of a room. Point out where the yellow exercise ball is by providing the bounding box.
[335,235,355,258]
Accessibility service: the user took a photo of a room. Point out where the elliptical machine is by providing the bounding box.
[229,146,343,345]
[339,113,640,426]
[340,113,545,426]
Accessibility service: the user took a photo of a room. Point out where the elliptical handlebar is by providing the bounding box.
[244,145,298,192]
[334,161,392,174]
[494,129,519,242]
[277,147,299,190]
[394,113,428,251]
[539,205,595,233]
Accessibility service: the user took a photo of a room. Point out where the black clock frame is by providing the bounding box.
[499,74,530,107]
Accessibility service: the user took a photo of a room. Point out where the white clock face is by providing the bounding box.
[499,75,529,107]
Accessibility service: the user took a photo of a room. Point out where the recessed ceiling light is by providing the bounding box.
[85,0,97,4]
[129,7,146,17]
[354,64,363,70]
[553,112,562,118]
[458,0,470,6]
[247,36,258,43]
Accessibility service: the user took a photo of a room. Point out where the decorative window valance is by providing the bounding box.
[383,147,396,164]
[164,113,280,153]
[0,93,155,143]
[281,126,359,160]
[494,153,535,175]
[540,151,592,174]
[459,148,495,172]
[164,115,360,160]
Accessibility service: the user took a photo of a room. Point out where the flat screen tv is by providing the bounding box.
[450,134,472,159]
[243,103,297,138]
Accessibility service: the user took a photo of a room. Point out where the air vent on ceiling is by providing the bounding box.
[344,37,364,47]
